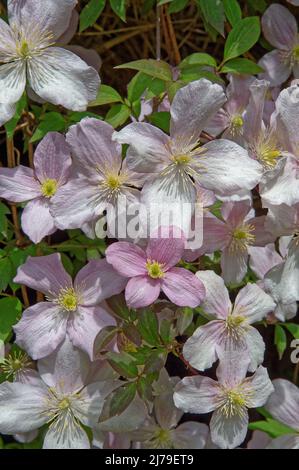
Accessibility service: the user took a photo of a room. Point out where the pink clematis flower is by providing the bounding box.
[200,201,275,284]
[51,118,145,230]
[183,271,275,372]
[174,353,274,449]
[0,337,121,449]
[265,379,299,449]
[0,132,72,243]
[105,230,206,309]
[259,4,299,86]
[0,0,100,125]
[13,253,127,360]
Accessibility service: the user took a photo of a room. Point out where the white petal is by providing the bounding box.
[265,379,299,431]
[0,61,26,105]
[233,283,276,323]
[173,376,219,414]
[43,415,90,449]
[210,409,248,449]
[196,270,231,318]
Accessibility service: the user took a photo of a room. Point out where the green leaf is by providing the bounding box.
[127,72,153,103]
[0,257,13,292]
[5,95,27,139]
[148,112,170,133]
[168,0,188,14]
[137,309,161,346]
[247,0,267,14]
[115,59,172,81]
[109,0,126,22]
[106,294,131,321]
[89,84,122,106]
[0,297,22,342]
[223,0,242,27]
[284,323,299,339]
[0,203,10,235]
[67,111,102,123]
[109,382,136,417]
[220,58,263,75]
[180,52,217,68]
[30,112,66,143]
[198,0,225,36]
[224,17,261,61]
[249,419,296,438]
[180,68,224,84]
[105,104,130,128]
[176,307,194,335]
[106,351,139,378]
[79,0,106,32]
[93,326,119,357]
[274,324,287,360]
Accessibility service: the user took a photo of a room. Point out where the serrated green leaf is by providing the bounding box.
[224,17,261,61]
[221,58,263,74]
[105,104,130,128]
[223,0,242,27]
[198,0,225,36]
[108,382,136,417]
[110,0,126,22]
[107,351,139,378]
[79,0,106,32]
[116,59,172,81]
[274,324,287,360]
[0,258,13,292]
[0,297,22,341]
[137,309,161,346]
[30,112,66,143]
[89,84,122,106]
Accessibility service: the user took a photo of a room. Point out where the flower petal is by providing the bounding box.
[0,165,40,202]
[105,242,147,277]
[221,247,249,284]
[43,416,90,449]
[66,118,121,179]
[196,270,231,319]
[28,47,100,111]
[265,379,299,431]
[0,381,48,434]
[170,79,226,146]
[266,434,299,449]
[14,302,68,359]
[245,366,274,408]
[173,375,219,414]
[125,275,160,308]
[162,267,205,307]
[248,244,282,279]
[258,50,291,87]
[146,233,184,269]
[210,409,248,449]
[75,258,127,305]
[14,253,72,296]
[21,197,56,244]
[172,422,209,449]
[33,132,72,184]
[262,4,297,50]
[0,102,16,126]
[0,60,26,105]
[68,305,116,360]
[244,326,266,372]
[234,283,276,323]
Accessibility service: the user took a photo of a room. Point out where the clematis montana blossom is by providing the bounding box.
[174,353,274,449]
[0,0,100,125]
[105,229,206,308]
[0,132,72,243]
[259,4,299,86]
[113,79,263,219]
[13,253,127,360]
[0,338,121,449]
[183,271,275,372]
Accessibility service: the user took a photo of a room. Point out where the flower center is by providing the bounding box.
[219,387,247,418]
[146,260,165,279]
[259,147,281,169]
[106,175,121,190]
[225,314,246,340]
[57,287,78,312]
[151,428,173,448]
[292,45,299,62]
[230,223,255,252]
[230,114,244,136]
[173,154,192,165]
[18,40,30,58]
[58,398,71,410]
[41,179,58,198]
[1,351,33,380]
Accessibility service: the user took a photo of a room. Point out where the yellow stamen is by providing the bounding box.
[58,398,70,410]
[106,175,121,190]
[230,115,244,136]
[146,260,165,279]
[41,179,58,198]
[57,287,78,312]
[173,154,192,165]
[259,148,281,168]
[230,224,255,252]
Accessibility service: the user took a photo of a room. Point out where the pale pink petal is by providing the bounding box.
[43,418,90,449]
[33,132,72,184]
[216,351,250,387]
[68,305,116,360]
[210,409,248,449]
[195,270,231,319]
[183,320,226,371]
[105,242,147,277]
[221,247,248,284]
[14,302,68,359]
[66,45,102,72]
[125,275,161,308]
[262,4,297,50]
[202,214,231,253]
[173,376,219,414]
[221,201,250,228]
[244,326,266,372]
[146,233,184,269]
[234,283,276,323]
[247,430,272,449]
[75,258,126,306]
[66,118,121,179]
[57,9,78,44]
[267,434,299,449]
[204,108,229,137]
[265,379,299,431]
[260,157,299,207]
[21,197,56,244]
[0,60,26,105]
[245,366,274,408]
[14,253,72,296]
[172,422,209,449]
[259,50,292,87]
[248,244,282,279]
[161,267,205,307]
[0,166,40,202]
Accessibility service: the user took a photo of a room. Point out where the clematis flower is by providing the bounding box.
[259,4,299,86]
[13,253,127,360]
[113,79,263,220]
[259,85,299,206]
[0,0,100,125]
[183,271,275,372]
[0,132,72,243]
[200,201,275,284]
[105,229,206,308]
[51,118,145,230]
[0,338,121,449]
[174,353,274,449]
[265,379,299,449]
